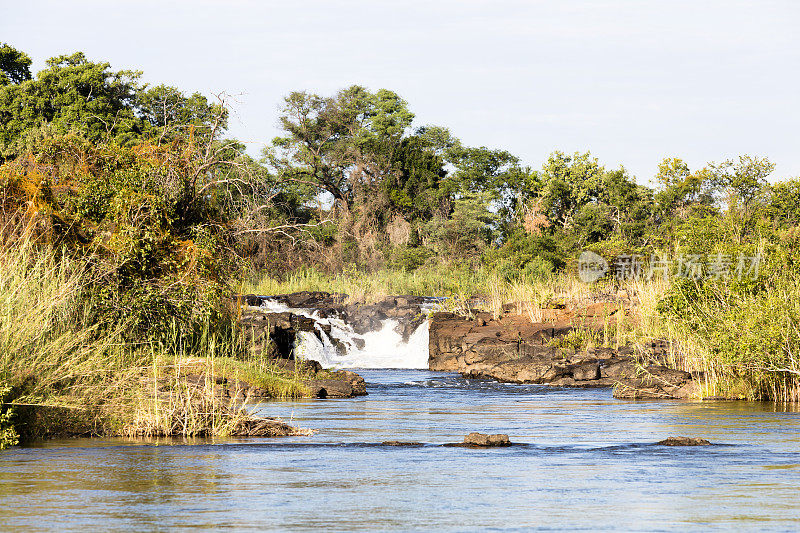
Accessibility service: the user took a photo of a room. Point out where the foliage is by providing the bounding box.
[0,383,18,449]
[0,43,32,85]
[0,233,307,441]
[0,50,223,162]
[0,135,241,342]
[386,245,433,272]
[484,230,564,281]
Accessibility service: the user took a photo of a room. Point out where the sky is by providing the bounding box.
[3,0,799,184]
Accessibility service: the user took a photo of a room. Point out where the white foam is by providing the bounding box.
[258,298,431,369]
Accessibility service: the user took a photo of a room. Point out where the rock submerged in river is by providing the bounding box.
[657,436,711,446]
[461,432,511,447]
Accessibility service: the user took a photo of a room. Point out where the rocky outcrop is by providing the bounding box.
[428,309,701,399]
[612,368,698,400]
[238,309,316,358]
[235,292,378,398]
[239,292,429,345]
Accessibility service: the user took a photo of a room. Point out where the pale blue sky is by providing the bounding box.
[3,0,799,183]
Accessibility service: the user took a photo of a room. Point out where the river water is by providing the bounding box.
[2,370,800,531]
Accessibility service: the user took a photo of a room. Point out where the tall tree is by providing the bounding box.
[0,48,226,161]
[0,52,143,159]
[267,85,414,210]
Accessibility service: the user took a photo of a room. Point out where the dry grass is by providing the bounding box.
[0,231,308,442]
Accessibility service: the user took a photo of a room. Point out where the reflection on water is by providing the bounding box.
[2,370,800,531]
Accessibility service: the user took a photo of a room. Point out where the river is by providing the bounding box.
[2,370,800,531]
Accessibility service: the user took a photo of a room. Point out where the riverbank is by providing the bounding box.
[245,263,800,403]
[240,289,703,400]
[0,237,316,447]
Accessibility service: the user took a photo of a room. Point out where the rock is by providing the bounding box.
[572,361,601,381]
[657,436,711,446]
[271,358,322,375]
[233,417,310,437]
[612,366,698,399]
[427,309,702,395]
[305,370,366,398]
[277,291,347,308]
[462,432,511,447]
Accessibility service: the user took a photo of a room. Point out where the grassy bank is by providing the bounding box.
[0,236,307,448]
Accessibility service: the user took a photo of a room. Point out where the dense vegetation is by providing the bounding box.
[1,42,799,446]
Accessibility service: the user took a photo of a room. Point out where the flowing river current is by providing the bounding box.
[2,370,800,531]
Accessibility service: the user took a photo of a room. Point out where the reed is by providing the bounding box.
[0,232,307,442]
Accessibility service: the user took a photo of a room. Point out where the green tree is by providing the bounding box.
[0,52,143,159]
[768,178,800,227]
[709,155,774,240]
[137,84,227,143]
[0,43,32,85]
[268,85,415,210]
[536,151,605,228]
[382,135,448,222]
[0,49,226,161]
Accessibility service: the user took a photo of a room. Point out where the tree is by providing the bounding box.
[0,43,32,85]
[0,49,227,161]
[381,135,448,222]
[652,157,717,227]
[0,52,143,159]
[709,155,774,240]
[268,86,415,210]
[536,151,605,228]
[137,84,227,144]
[709,155,773,213]
[768,178,800,227]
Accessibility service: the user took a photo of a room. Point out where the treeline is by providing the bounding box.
[4,43,800,283]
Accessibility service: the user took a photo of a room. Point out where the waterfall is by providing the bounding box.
[259,298,433,369]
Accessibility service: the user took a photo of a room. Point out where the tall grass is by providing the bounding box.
[622,274,800,402]
[0,233,307,442]
[243,265,609,318]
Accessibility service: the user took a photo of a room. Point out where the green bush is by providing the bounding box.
[1,136,236,344]
[484,231,564,281]
[386,245,433,272]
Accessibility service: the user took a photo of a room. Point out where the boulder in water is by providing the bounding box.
[462,432,511,447]
[306,370,367,398]
[657,436,711,446]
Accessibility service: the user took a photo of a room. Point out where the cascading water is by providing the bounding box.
[259,298,437,369]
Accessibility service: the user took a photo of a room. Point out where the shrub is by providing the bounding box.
[484,231,564,281]
[0,135,237,343]
[386,245,433,272]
